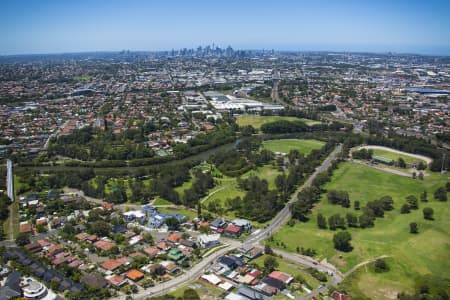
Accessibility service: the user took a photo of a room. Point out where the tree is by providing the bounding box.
[333,231,352,252]
[422,207,434,220]
[165,217,180,230]
[354,200,360,210]
[420,191,427,202]
[418,172,424,180]
[183,288,200,300]
[406,195,419,210]
[346,213,358,227]
[434,187,448,202]
[317,213,327,229]
[90,220,111,237]
[359,213,374,228]
[264,245,274,255]
[263,256,279,273]
[401,204,411,214]
[16,232,30,246]
[36,224,48,233]
[379,196,394,211]
[197,200,202,219]
[398,157,406,168]
[409,222,418,234]
[417,161,426,171]
[373,259,389,273]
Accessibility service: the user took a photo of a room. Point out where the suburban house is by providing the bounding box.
[198,234,221,248]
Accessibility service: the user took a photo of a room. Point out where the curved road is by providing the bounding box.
[120,144,343,300]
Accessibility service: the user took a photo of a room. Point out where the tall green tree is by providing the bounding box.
[333,231,352,252]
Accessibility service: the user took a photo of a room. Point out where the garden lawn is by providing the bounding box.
[267,162,449,299]
[371,148,427,165]
[167,280,225,298]
[262,139,325,155]
[236,115,320,129]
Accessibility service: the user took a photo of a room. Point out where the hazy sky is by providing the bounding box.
[1,0,449,55]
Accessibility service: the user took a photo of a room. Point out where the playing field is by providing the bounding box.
[371,148,427,165]
[267,162,449,299]
[262,139,325,155]
[236,115,320,129]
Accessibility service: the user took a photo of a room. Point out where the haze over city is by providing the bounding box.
[1,0,450,55]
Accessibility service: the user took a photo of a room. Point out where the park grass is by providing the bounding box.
[158,206,197,220]
[251,254,322,290]
[244,164,283,189]
[262,139,325,156]
[152,197,173,206]
[371,148,427,165]
[167,279,225,298]
[266,162,449,299]
[4,175,22,239]
[236,115,320,129]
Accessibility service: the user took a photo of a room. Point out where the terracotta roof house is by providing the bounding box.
[107,275,127,287]
[36,239,52,248]
[224,224,242,237]
[144,247,159,257]
[76,232,88,241]
[100,257,130,272]
[125,269,144,281]
[46,245,64,257]
[156,241,169,251]
[331,291,351,300]
[19,222,32,233]
[268,271,294,285]
[94,240,116,252]
[85,235,98,243]
[167,232,182,244]
[24,242,43,253]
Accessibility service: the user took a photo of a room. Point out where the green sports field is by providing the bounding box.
[236,115,320,129]
[267,162,449,299]
[371,148,428,165]
[262,139,325,155]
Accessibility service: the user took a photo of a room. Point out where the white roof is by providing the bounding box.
[218,282,234,291]
[201,273,221,285]
[198,234,220,243]
[225,293,247,300]
[123,210,146,218]
[232,219,251,227]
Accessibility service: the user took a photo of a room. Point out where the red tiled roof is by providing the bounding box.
[108,275,126,286]
[167,232,182,243]
[100,257,129,271]
[144,247,159,256]
[268,271,293,284]
[94,240,116,252]
[225,224,241,233]
[331,291,351,300]
[126,269,144,281]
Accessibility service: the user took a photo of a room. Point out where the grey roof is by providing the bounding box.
[0,286,21,300]
[238,286,264,300]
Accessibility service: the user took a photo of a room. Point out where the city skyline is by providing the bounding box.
[1,0,450,56]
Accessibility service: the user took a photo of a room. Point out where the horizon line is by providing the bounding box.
[1,47,450,58]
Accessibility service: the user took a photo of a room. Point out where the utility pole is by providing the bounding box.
[442,153,446,174]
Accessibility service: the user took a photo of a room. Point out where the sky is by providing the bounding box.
[1,0,450,55]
